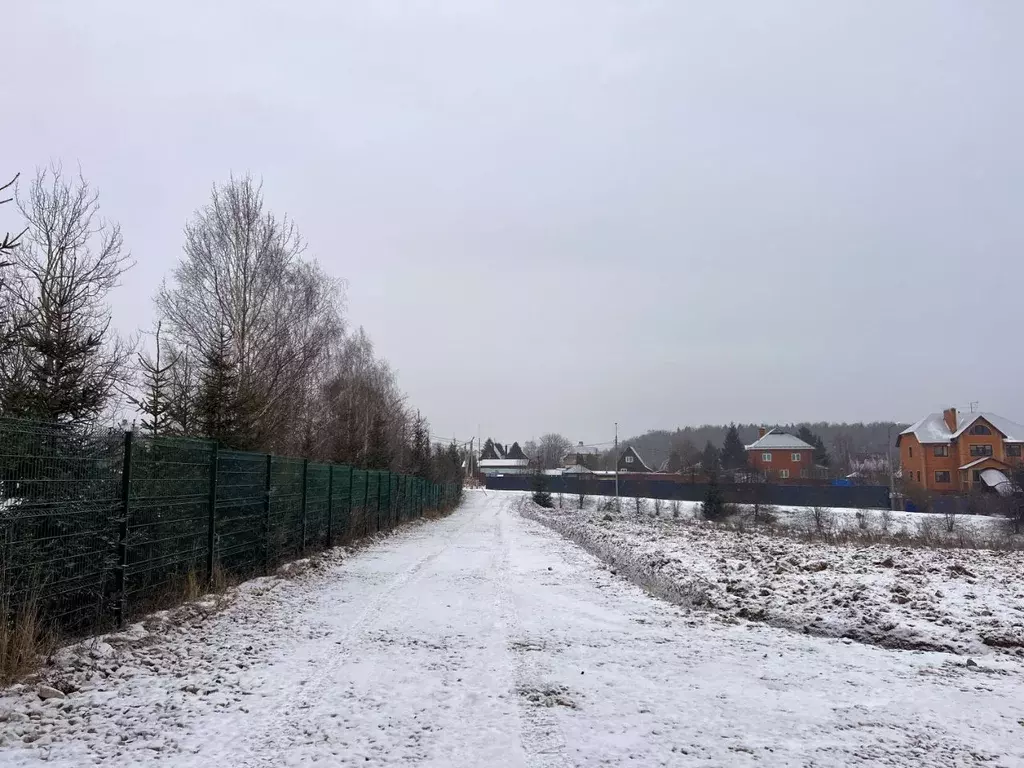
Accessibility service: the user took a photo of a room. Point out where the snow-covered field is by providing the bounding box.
[523,493,1024,655]
[1,489,1023,766]
[542,490,1013,542]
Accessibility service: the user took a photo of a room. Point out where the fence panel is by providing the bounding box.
[0,419,463,638]
[305,463,330,551]
[0,420,123,632]
[269,457,305,564]
[214,449,266,577]
[125,436,212,610]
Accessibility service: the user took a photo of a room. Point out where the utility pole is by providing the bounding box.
[614,422,620,511]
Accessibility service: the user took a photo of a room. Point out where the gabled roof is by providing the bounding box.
[959,456,1012,470]
[952,413,1024,443]
[619,445,653,472]
[564,441,602,456]
[744,429,813,451]
[899,414,952,444]
[899,412,1024,445]
[505,442,528,461]
[563,464,594,474]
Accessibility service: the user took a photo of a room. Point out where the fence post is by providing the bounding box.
[327,465,334,548]
[347,465,354,541]
[114,430,134,628]
[263,454,272,573]
[207,443,219,587]
[376,471,382,533]
[300,458,309,555]
[363,470,369,537]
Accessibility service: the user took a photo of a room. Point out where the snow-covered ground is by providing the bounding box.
[542,490,1012,542]
[524,493,1024,655]
[1,489,1023,766]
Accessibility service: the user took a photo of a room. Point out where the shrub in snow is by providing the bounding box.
[810,506,834,536]
[531,471,553,508]
[633,495,648,517]
[700,475,729,521]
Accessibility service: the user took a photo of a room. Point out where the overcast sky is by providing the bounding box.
[6,1,1021,444]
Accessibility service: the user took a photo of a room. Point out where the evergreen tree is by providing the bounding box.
[797,425,831,467]
[409,413,430,479]
[700,472,727,520]
[480,437,496,458]
[128,322,175,438]
[700,440,720,471]
[166,348,197,436]
[196,327,244,446]
[531,465,552,508]
[0,167,132,426]
[720,423,747,470]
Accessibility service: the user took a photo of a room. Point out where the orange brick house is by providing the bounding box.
[745,428,815,480]
[897,408,1024,494]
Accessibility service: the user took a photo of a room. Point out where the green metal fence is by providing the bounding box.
[0,419,463,636]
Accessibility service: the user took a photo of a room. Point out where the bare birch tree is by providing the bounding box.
[156,175,342,450]
[0,173,28,356]
[0,166,133,424]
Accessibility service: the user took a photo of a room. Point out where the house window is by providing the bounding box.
[800,468,808,478]
[791,452,801,462]
[779,469,790,479]
[1008,445,1022,457]
[917,471,921,482]
[762,452,772,462]
[909,447,913,458]
[970,444,993,457]
[973,470,983,483]
[970,424,993,435]
[933,446,948,457]
[934,471,951,483]
[624,455,633,464]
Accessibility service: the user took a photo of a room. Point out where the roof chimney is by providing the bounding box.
[943,408,957,432]
[758,427,767,439]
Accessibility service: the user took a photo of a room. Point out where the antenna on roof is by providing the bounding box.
[969,401,979,413]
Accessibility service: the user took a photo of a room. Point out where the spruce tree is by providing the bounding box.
[797,425,831,466]
[196,327,243,446]
[410,413,430,479]
[700,440,720,472]
[701,472,727,520]
[531,465,553,508]
[166,348,197,436]
[128,322,175,438]
[720,423,747,470]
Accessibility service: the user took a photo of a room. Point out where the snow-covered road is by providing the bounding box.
[4,490,1024,766]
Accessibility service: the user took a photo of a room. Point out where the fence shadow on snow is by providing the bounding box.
[0,418,462,641]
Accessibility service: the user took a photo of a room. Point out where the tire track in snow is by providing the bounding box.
[492,496,573,768]
[227,511,479,768]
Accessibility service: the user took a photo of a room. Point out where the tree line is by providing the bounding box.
[0,167,462,485]
[483,423,900,478]
[612,422,905,475]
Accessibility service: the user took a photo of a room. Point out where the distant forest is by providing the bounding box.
[611,422,907,473]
